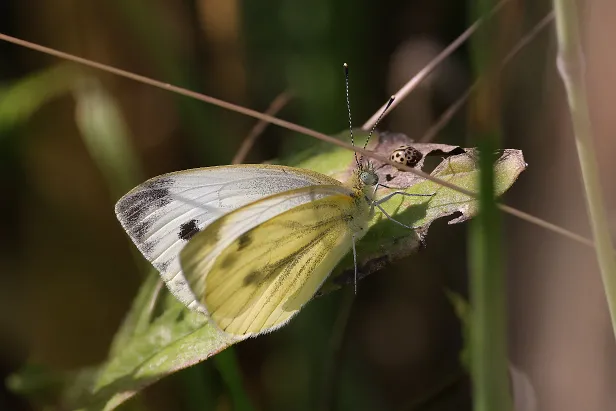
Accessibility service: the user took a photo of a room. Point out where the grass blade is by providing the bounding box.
[552,0,616,336]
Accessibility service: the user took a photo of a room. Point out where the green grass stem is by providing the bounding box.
[468,1,512,410]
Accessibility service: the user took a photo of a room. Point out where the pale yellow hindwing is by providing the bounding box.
[180,190,361,337]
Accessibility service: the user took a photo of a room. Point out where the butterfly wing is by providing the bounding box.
[115,165,342,311]
[180,185,366,336]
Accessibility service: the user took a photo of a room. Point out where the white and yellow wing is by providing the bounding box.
[115,165,342,311]
[180,185,362,337]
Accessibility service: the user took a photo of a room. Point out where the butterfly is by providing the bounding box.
[115,66,432,337]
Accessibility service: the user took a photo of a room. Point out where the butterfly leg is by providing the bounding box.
[375,190,433,206]
[374,202,418,230]
[352,234,358,294]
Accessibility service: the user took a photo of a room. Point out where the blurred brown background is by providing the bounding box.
[0,0,615,410]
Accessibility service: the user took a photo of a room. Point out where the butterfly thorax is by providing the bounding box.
[345,163,378,234]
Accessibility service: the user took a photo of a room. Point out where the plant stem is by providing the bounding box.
[552,0,616,337]
[469,143,511,411]
[468,0,512,410]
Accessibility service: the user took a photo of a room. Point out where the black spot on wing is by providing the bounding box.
[217,232,253,270]
[243,271,260,286]
[237,232,252,251]
[115,177,174,242]
[221,253,238,269]
[179,219,200,241]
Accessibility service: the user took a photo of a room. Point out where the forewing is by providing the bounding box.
[180,188,358,336]
[115,165,342,311]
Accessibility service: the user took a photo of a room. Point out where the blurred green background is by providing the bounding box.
[1,0,616,410]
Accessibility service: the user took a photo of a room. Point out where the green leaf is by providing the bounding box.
[8,273,240,410]
[107,270,165,358]
[9,130,525,410]
[288,130,527,291]
[83,274,238,411]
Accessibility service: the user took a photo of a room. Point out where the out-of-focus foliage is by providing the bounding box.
[0,65,75,133]
[73,77,143,196]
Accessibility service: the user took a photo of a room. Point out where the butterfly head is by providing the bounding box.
[358,166,378,187]
[354,162,379,200]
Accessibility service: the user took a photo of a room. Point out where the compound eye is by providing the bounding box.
[360,171,378,186]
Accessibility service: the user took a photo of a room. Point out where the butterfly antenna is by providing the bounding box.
[344,63,360,168]
[363,95,395,152]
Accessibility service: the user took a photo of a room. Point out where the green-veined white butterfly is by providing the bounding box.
[115,66,431,337]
